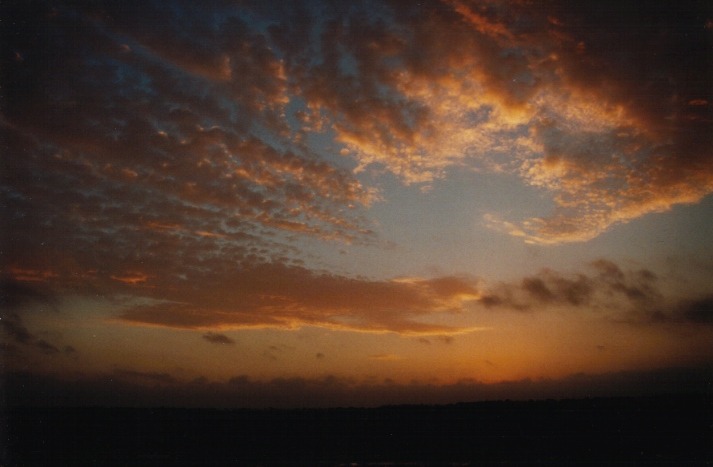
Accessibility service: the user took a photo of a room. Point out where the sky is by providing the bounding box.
[2,0,713,408]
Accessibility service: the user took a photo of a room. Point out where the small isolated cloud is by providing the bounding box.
[35,339,60,355]
[1,312,34,344]
[202,332,235,345]
[418,335,455,345]
[368,354,400,361]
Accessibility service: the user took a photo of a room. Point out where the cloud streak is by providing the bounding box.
[116,265,482,335]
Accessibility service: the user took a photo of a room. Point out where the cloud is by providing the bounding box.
[116,265,483,335]
[35,339,60,355]
[368,354,400,361]
[2,1,374,285]
[0,278,69,355]
[1,312,34,344]
[675,296,713,325]
[3,0,712,252]
[284,0,713,242]
[474,257,713,330]
[478,259,663,314]
[417,335,454,345]
[0,310,72,358]
[0,278,58,311]
[491,1,713,243]
[2,0,712,342]
[202,332,235,345]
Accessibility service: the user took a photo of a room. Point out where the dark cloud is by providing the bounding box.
[677,296,713,324]
[0,312,34,344]
[0,311,68,359]
[478,259,713,329]
[202,332,235,345]
[35,339,60,355]
[0,278,57,311]
[438,335,455,344]
[1,0,373,284]
[481,260,661,312]
[0,279,68,358]
[419,335,455,345]
[521,277,556,303]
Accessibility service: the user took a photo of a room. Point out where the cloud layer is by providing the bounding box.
[2,0,712,340]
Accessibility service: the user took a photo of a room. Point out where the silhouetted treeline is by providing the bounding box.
[3,394,711,465]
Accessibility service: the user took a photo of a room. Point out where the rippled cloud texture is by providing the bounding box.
[2,0,712,405]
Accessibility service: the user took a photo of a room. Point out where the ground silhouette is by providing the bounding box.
[3,394,711,465]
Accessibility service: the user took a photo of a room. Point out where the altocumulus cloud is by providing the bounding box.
[1,0,711,340]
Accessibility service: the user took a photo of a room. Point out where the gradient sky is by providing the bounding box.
[2,0,713,408]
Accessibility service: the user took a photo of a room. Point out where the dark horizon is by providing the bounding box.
[3,364,710,409]
[4,394,712,466]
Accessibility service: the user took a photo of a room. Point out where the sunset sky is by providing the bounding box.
[2,0,713,408]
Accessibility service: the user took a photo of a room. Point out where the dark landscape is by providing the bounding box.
[3,394,711,466]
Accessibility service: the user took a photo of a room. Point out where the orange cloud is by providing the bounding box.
[110,273,149,285]
[7,267,58,282]
[3,0,711,347]
[114,264,484,335]
[286,1,713,243]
